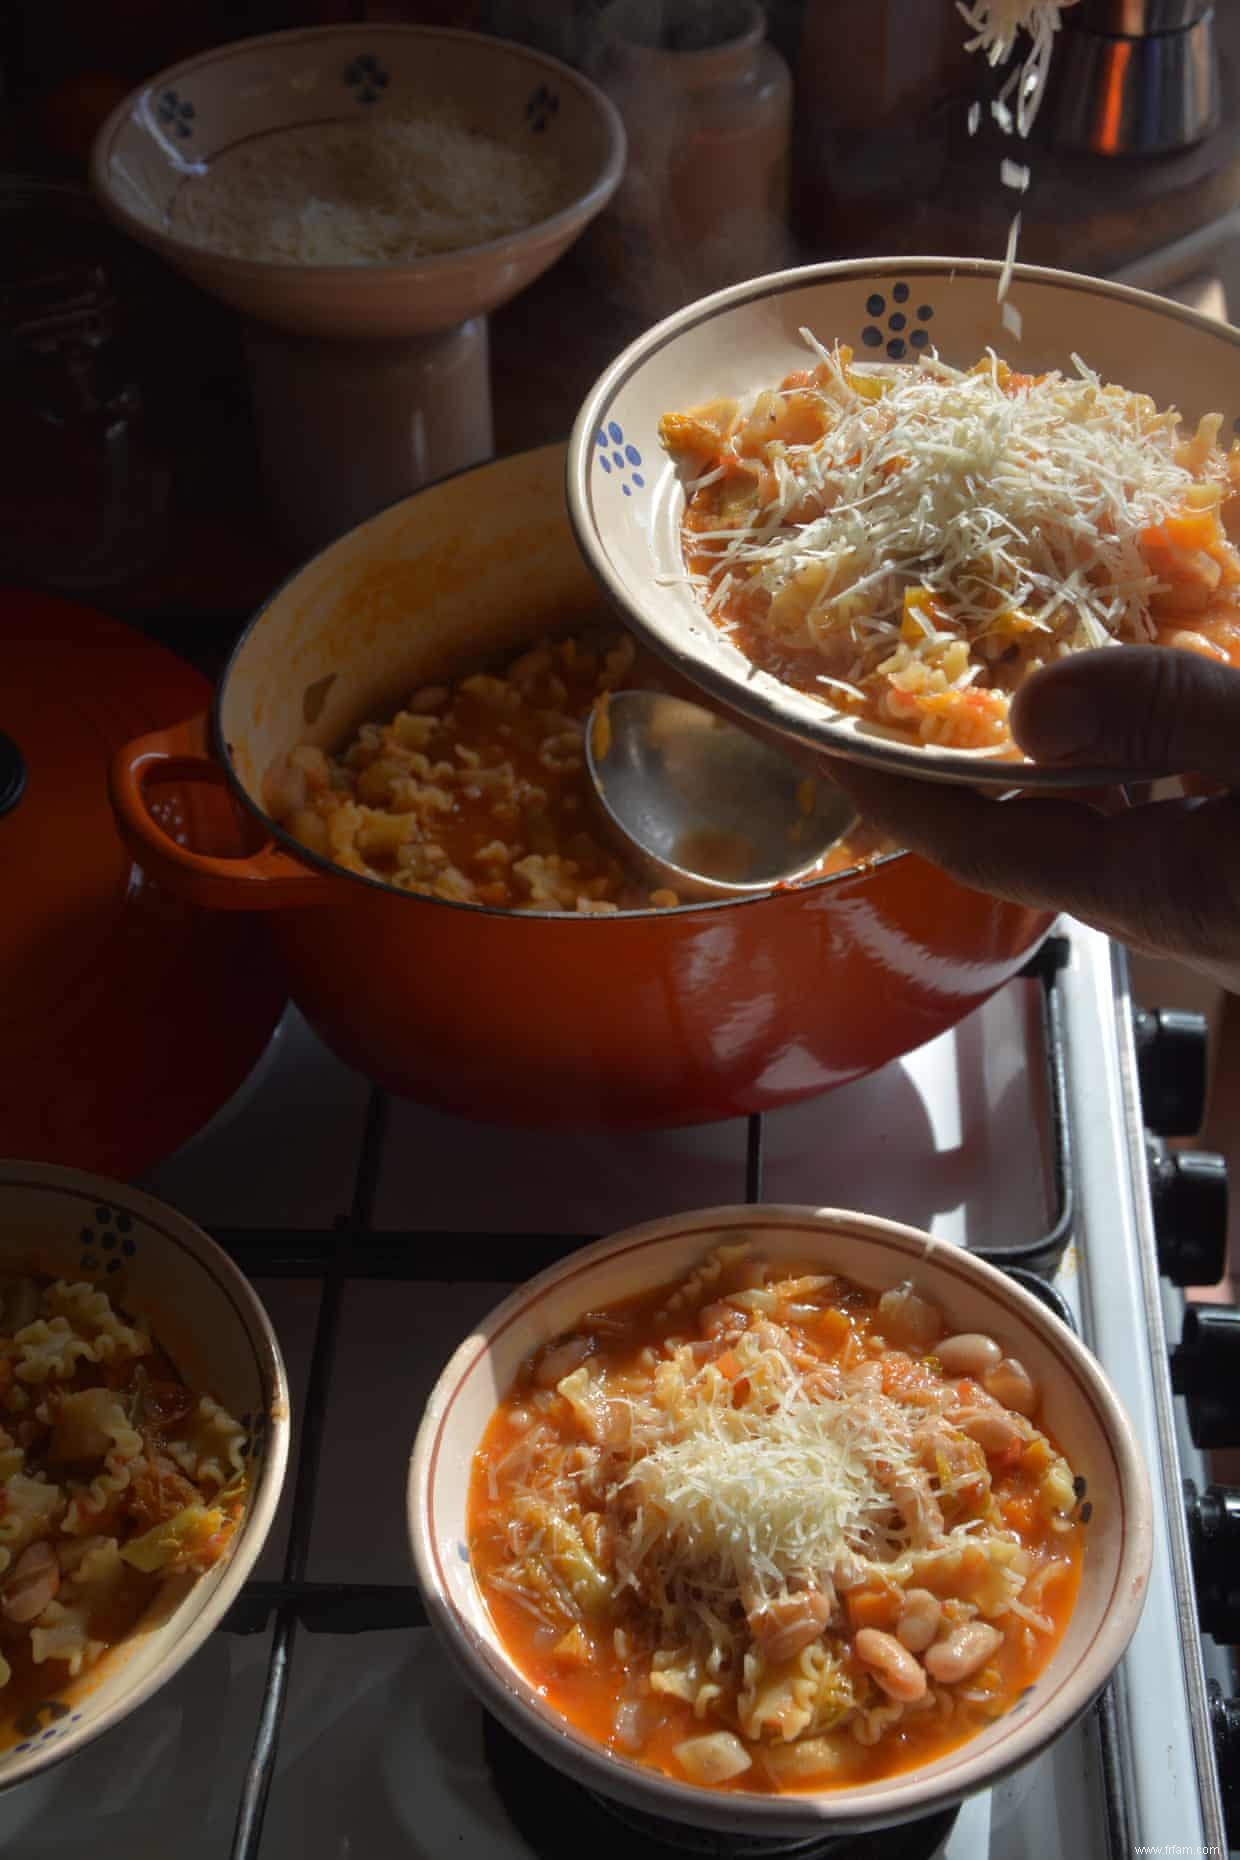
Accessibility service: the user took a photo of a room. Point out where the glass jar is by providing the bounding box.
[591,0,793,317]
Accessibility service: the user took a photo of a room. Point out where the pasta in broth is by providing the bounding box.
[0,1272,248,1744]
[468,1246,1085,1793]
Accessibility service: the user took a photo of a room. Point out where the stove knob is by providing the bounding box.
[1171,1304,1240,1448]
[1135,1007,1210,1137]
[1185,1479,1240,1641]
[1148,1137,1229,1287]
[1208,1681,1240,1850]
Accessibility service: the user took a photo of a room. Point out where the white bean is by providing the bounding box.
[935,1333,1002,1378]
[983,1356,1039,1416]
[854,1627,927,1702]
[959,1409,1025,1456]
[747,1588,833,1664]
[923,1622,1004,1684]
[896,1589,942,1654]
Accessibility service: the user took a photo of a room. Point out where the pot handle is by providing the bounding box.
[110,715,327,910]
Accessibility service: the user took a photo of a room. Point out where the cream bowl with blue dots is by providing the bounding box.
[568,255,1240,789]
[0,1162,288,1791]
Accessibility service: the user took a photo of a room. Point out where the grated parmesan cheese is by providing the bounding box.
[615,1379,916,1617]
[958,0,1070,138]
[959,3,1072,321]
[660,336,1236,749]
[169,111,563,265]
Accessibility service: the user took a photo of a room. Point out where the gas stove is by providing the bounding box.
[1,917,1232,1858]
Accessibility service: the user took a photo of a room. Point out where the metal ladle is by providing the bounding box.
[585,690,859,902]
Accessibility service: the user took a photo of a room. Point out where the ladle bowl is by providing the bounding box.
[586,689,859,899]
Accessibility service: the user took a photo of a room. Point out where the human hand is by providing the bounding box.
[826,647,1240,994]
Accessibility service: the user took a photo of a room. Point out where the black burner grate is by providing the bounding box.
[214,938,1088,1859]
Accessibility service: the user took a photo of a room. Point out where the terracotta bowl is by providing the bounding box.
[0,1161,288,1788]
[567,255,1240,787]
[409,1204,1152,1840]
[89,24,625,548]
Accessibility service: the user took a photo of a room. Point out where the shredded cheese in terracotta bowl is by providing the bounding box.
[409,1204,1151,1840]
[0,1163,288,1789]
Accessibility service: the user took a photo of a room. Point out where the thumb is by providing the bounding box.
[1011,646,1240,788]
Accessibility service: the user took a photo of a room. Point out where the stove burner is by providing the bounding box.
[483,1712,960,1860]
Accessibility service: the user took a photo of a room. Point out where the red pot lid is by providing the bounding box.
[0,588,286,1178]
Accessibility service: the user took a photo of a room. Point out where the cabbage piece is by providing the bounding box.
[120,1504,225,1573]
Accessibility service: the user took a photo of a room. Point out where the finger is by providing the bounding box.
[826,760,1240,971]
[1011,646,1240,788]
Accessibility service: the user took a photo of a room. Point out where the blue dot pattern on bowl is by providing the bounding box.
[157,91,196,140]
[344,55,389,105]
[78,1205,138,1277]
[236,1409,269,1468]
[525,84,560,133]
[14,1700,73,1749]
[594,423,645,498]
[861,285,935,360]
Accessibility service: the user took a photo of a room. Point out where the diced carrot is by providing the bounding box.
[815,1307,851,1354]
[716,1349,741,1381]
[1163,508,1220,552]
[1001,1494,1039,1536]
[846,1587,901,1632]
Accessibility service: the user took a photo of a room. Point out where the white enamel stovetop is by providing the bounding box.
[0,918,1221,1858]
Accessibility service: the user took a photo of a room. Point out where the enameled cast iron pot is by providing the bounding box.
[110,444,1053,1127]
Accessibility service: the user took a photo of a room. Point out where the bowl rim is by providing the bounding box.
[565,252,1240,792]
[408,1201,1154,1837]
[88,21,626,284]
[0,1158,290,1789]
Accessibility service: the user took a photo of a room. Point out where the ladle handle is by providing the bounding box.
[110,714,326,910]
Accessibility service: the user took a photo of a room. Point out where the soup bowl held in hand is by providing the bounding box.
[567,255,1240,789]
[408,1204,1151,1840]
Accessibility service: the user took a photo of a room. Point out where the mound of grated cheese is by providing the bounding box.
[170,111,563,265]
[615,1383,918,1617]
[694,339,1219,668]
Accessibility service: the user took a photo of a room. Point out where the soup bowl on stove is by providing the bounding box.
[0,1161,288,1792]
[408,1204,1152,1840]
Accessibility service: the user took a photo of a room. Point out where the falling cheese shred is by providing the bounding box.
[959,0,1069,138]
[959,3,1073,322]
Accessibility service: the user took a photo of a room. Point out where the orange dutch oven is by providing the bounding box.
[109,444,1054,1128]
